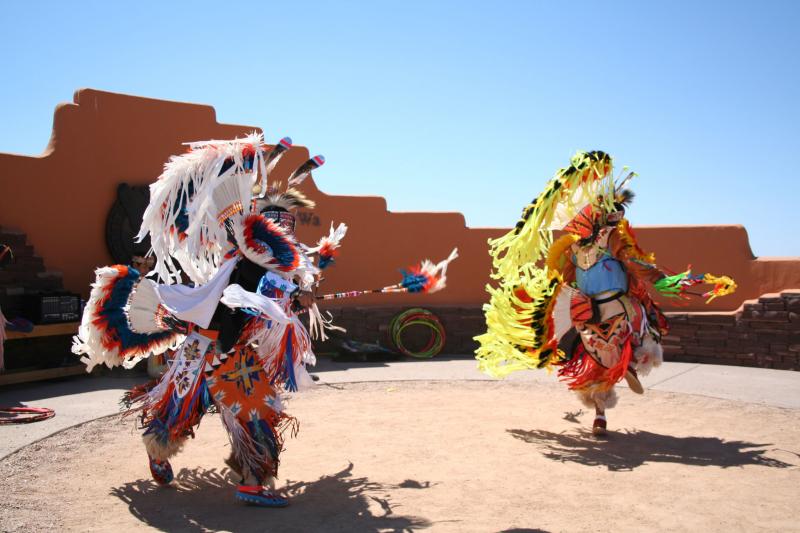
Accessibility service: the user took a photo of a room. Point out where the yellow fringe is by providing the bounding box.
[617,218,656,263]
[475,264,562,378]
[487,151,614,282]
[545,234,579,274]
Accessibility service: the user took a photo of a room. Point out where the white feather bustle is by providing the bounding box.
[552,284,577,341]
[137,132,266,285]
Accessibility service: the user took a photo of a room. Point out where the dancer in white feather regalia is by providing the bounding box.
[72,133,347,507]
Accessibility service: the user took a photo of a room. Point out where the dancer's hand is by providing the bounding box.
[295,290,316,309]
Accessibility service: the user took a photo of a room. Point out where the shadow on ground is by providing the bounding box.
[507,428,798,472]
[111,462,433,532]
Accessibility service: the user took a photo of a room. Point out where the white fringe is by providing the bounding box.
[552,284,577,341]
[306,303,344,342]
[219,405,270,483]
[220,284,292,325]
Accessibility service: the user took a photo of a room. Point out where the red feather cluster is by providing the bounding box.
[241,144,257,158]
[319,242,339,260]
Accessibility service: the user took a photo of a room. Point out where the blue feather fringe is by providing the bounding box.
[99,267,178,354]
[400,271,428,293]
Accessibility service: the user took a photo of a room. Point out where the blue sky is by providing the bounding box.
[1,0,798,256]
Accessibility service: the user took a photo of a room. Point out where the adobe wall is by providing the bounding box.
[663,290,800,370]
[300,183,800,314]
[316,292,800,371]
[0,88,259,295]
[0,88,798,317]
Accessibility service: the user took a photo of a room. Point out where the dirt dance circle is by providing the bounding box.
[1,381,799,532]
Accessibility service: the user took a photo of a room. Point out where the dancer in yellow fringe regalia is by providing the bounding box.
[475,151,736,436]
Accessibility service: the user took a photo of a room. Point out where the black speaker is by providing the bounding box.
[23,292,81,324]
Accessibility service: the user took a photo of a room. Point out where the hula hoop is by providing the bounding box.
[0,407,55,425]
[389,308,446,359]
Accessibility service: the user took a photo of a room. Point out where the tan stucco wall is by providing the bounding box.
[1,89,798,312]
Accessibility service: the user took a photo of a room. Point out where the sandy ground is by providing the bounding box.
[1,380,799,533]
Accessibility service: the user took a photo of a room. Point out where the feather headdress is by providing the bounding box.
[256,187,316,212]
[256,136,293,196]
[258,154,326,211]
[615,188,635,208]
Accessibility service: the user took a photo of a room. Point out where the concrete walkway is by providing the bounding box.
[1,358,799,459]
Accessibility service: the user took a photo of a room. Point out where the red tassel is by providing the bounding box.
[558,336,633,391]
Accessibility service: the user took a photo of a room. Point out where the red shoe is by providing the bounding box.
[592,415,608,437]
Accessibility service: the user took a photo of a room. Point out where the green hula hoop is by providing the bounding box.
[389,308,446,359]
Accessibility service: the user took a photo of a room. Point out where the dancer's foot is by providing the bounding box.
[148,456,174,485]
[625,366,644,394]
[592,414,608,437]
[235,485,289,507]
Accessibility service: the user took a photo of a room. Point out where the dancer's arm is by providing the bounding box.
[609,228,665,284]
